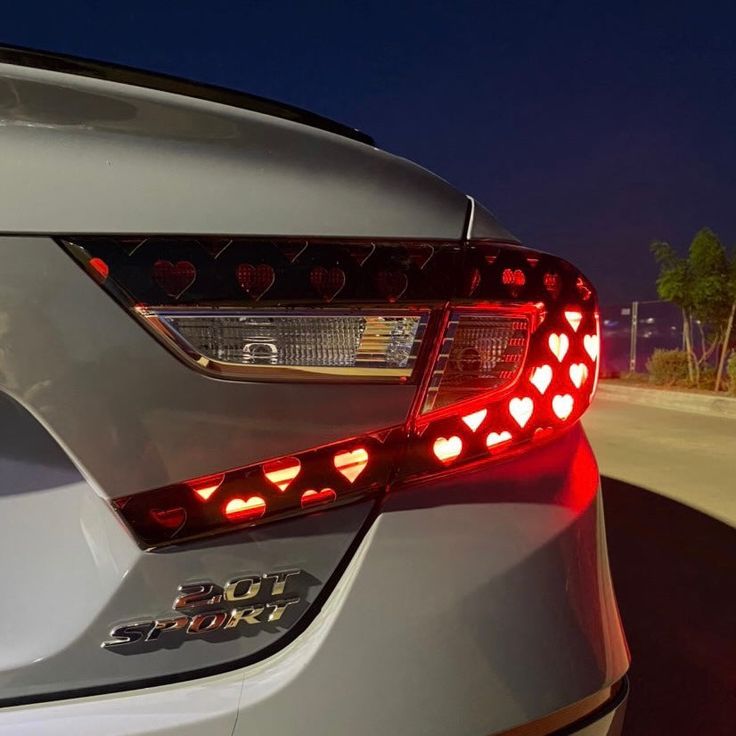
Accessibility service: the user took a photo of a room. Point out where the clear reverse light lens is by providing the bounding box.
[422,311,530,412]
[140,308,428,379]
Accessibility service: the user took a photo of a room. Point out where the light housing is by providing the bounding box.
[60,236,599,548]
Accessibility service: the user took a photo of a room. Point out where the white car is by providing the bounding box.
[0,45,628,735]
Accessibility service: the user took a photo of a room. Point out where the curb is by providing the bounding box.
[597,382,736,419]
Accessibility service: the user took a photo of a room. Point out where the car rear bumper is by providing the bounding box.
[0,426,629,736]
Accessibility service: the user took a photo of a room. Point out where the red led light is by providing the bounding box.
[236,263,275,300]
[224,496,266,522]
[153,260,196,299]
[461,408,487,432]
[583,334,599,361]
[564,310,583,332]
[92,237,600,549]
[188,473,225,502]
[333,448,369,483]
[502,268,526,287]
[509,396,534,428]
[530,365,553,394]
[576,276,592,301]
[552,394,574,420]
[432,435,463,464]
[569,363,589,388]
[150,507,186,530]
[486,430,512,449]
[544,272,561,297]
[88,257,109,281]
[300,488,337,508]
[310,266,346,301]
[263,457,301,491]
[548,333,570,362]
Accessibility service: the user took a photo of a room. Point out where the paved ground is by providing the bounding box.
[584,398,736,735]
[585,397,736,526]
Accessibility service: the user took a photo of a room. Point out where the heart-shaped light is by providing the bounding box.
[224,496,266,522]
[576,276,592,301]
[153,260,196,298]
[584,334,599,361]
[310,266,346,301]
[564,310,583,332]
[237,263,275,300]
[552,394,574,420]
[333,448,369,483]
[375,270,408,302]
[301,488,337,508]
[509,397,534,428]
[486,430,512,449]
[548,333,570,362]
[569,363,589,389]
[461,408,487,432]
[501,268,526,287]
[530,365,553,395]
[263,457,301,491]
[544,272,561,298]
[188,473,225,502]
[150,507,186,530]
[432,436,462,464]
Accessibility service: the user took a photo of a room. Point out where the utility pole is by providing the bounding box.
[629,301,639,373]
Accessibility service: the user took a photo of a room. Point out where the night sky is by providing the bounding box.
[4,1,735,303]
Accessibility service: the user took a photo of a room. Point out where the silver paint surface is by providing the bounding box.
[0,63,478,239]
[0,236,416,496]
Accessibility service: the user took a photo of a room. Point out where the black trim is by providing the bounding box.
[0,499,382,708]
[0,43,375,146]
[554,677,628,736]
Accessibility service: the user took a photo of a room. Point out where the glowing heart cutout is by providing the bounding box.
[584,334,599,361]
[486,431,512,449]
[189,473,225,502]
[301,488,337,508]
[564,311,583,332]
[548,333,569,362]
[509,397,534,428]
[530,365,553,394]
[461,408,487,432]
[432,436,463,464]
[263,457,301,491]
[333,448,369,483]
[552,394,574,420]
[224,496,266,522]
[569,363,589,389]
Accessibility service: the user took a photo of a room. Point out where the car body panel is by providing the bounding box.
[0,62,483,240]
[0,427,627,734]
[0,236,417,496]
[0,50,626,734]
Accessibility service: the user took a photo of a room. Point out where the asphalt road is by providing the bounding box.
[584,398,736,735]
[585,397,736,526]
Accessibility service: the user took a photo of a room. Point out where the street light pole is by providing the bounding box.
[629,300,639,373]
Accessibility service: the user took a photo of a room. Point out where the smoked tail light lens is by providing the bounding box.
[59,236,598,548]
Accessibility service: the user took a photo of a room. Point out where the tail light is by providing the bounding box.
[61,237,599,548]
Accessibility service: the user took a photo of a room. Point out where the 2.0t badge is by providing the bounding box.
[102,569,303,650]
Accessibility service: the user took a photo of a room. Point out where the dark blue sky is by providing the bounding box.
[4,1,735,302]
